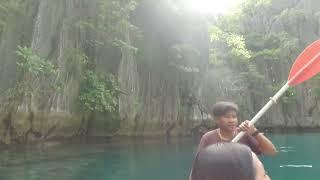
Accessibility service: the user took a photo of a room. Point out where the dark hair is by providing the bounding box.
[212,101,239,117]
[191,143,255,180]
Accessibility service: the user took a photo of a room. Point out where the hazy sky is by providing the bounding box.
[185,0,245,14]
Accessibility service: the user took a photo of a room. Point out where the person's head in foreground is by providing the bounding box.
[191,143,270,180]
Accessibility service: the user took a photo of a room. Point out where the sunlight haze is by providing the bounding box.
[185,0,245,14]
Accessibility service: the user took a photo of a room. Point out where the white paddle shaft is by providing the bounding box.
[232,82,289,142]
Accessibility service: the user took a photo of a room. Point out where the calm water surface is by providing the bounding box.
[0,133,319,180]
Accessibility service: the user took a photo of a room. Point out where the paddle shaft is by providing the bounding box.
[231,82,289,142]
[232,51,320,143]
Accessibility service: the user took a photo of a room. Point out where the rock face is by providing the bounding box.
[0,0,209,143]
[0,0,319,144]
[119,0,209,136]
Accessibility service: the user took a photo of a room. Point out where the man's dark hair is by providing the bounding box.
[191,143,255,180]
[212,101,239,117]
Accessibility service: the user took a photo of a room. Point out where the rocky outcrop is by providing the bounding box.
[0,0,208,143]
[0,0,319,145]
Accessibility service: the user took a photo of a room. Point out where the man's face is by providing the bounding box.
[216,110,238,132]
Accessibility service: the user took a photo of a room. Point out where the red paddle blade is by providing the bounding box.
[288,40,320,86]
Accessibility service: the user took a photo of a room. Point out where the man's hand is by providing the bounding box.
[239,120,257,135]
[239,120,278,156]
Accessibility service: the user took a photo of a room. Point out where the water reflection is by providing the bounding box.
[0,134,319,180]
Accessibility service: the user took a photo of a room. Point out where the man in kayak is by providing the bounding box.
[196,101,277,155]
[189,101,276,180]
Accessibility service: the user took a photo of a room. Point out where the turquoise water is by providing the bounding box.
[0,133,319,180]
[261,133,320,180]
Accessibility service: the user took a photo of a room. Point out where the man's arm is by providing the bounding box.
[239,120,277,156]
[252,132,277,155]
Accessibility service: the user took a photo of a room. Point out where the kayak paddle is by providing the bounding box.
[232,39,320,143]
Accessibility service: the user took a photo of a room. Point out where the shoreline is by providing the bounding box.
[258,127,320,134]
[1,127,320,149]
